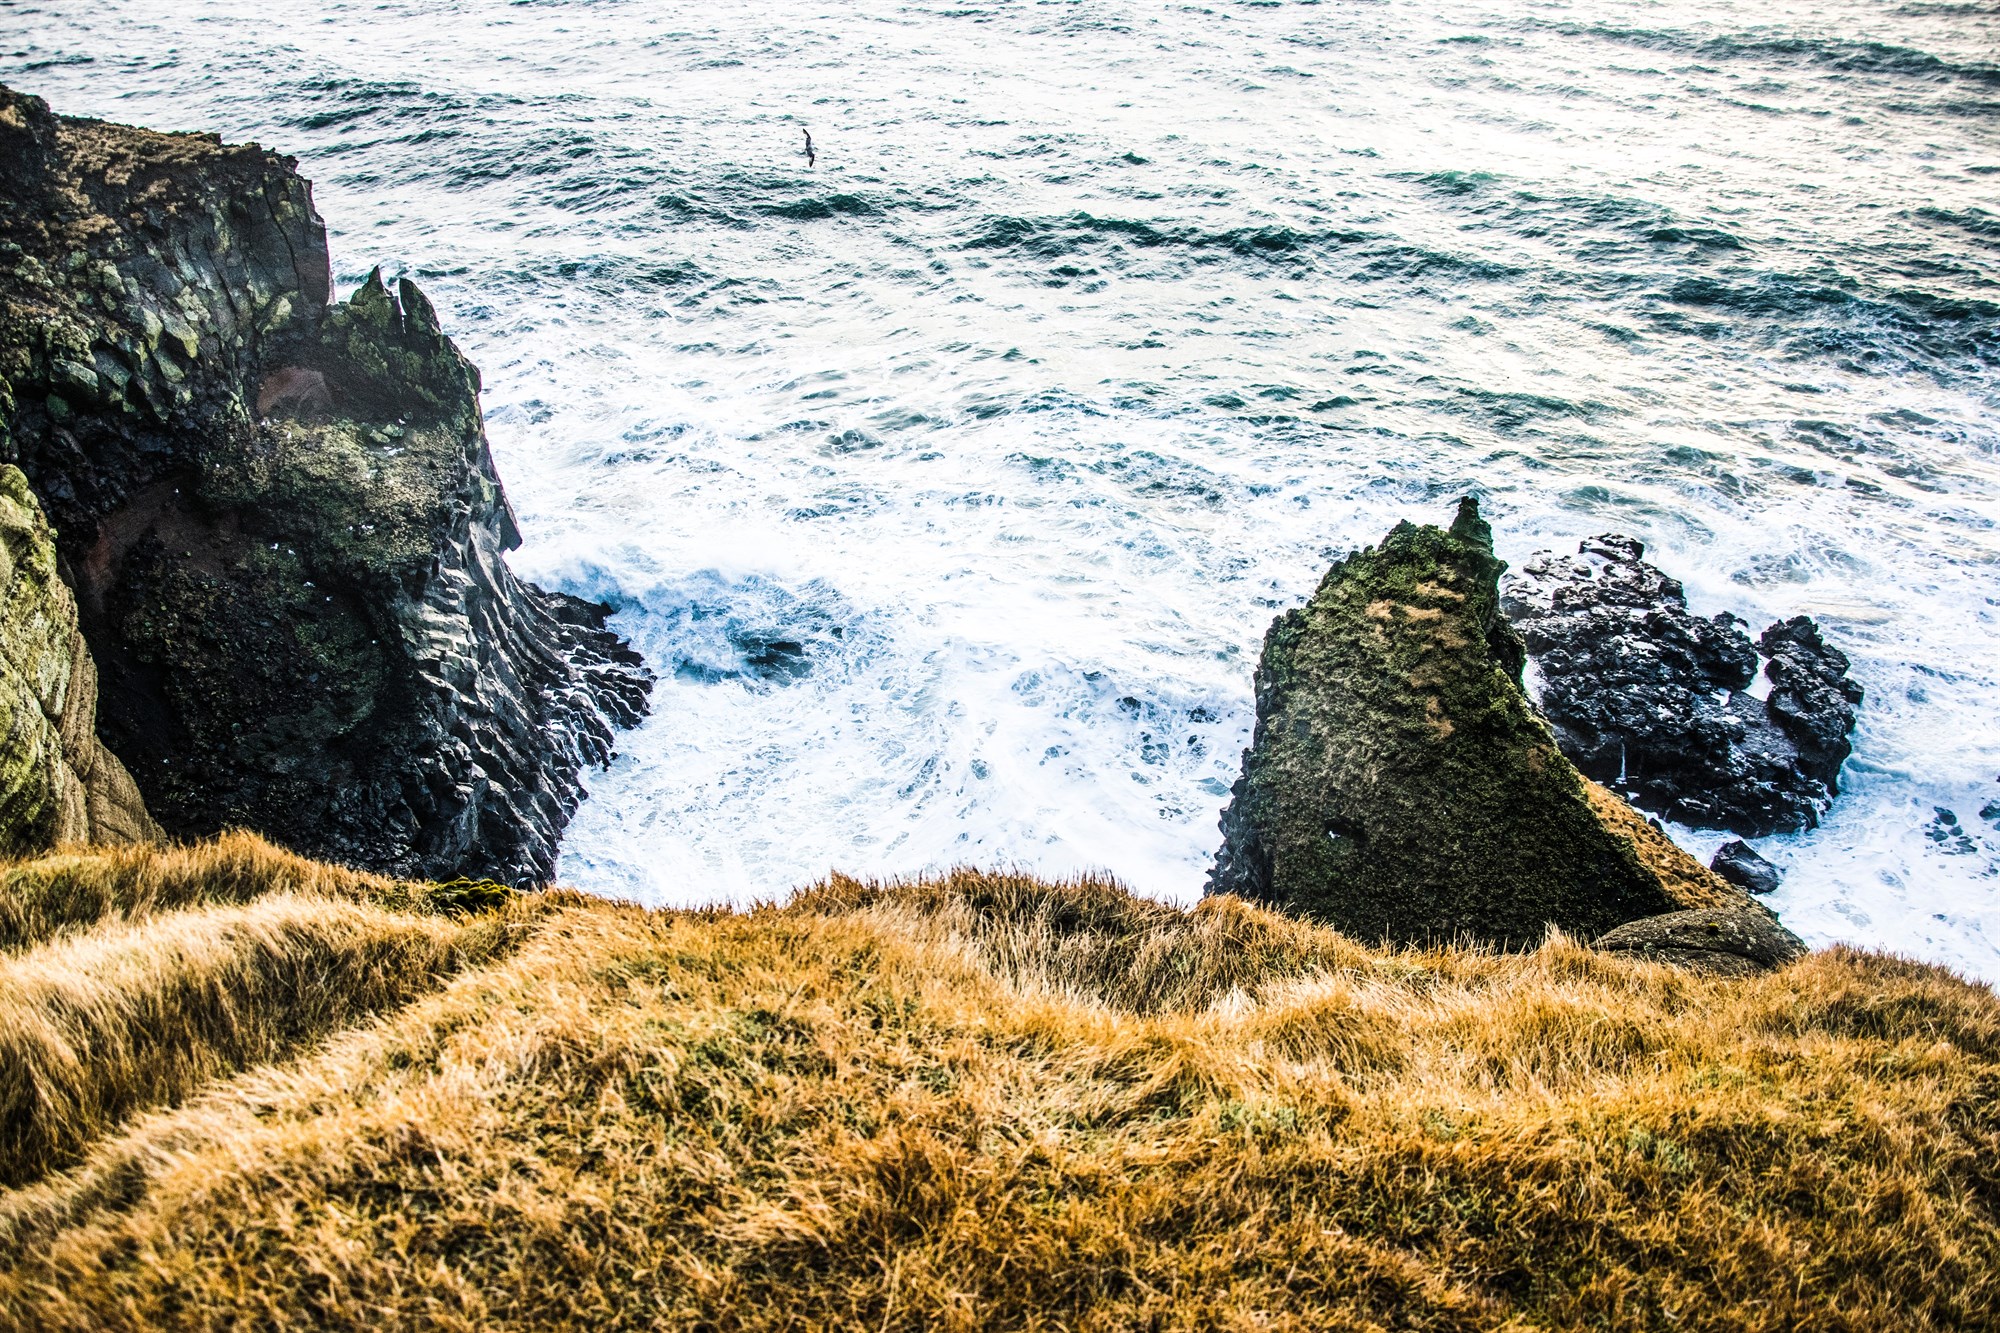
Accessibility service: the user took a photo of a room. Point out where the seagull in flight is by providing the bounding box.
[802,129,816,168]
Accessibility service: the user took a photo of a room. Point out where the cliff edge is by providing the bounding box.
[0,86,648,882]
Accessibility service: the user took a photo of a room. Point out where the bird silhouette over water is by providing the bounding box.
[802,129,815,168]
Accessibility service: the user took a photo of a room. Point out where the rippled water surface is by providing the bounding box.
[6,0,1999,970]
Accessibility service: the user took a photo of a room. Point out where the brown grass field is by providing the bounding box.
[0,835,1996,1330]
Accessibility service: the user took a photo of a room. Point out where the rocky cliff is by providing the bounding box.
[0,462,158,852]
[0,86,649,882]
[1207,499,1761,949]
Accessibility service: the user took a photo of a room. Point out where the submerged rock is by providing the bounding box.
[1711,839,1783,895]
[1501,535,1861,836]
[0,464,159,852]
[1593,904,1807,977]
[0,86,649,881]
[1926,808,1979,856]
[1207,499,1743,948]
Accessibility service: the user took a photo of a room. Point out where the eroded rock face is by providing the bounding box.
[1501,535,1861,837]
[0,86,649,881]
[0,464,160,852]
[1207,499,1743,948]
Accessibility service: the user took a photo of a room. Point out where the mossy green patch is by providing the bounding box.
[424,876,520,916]
[314,269,480,426]
[199,416,463,586]
[0,463,160,852]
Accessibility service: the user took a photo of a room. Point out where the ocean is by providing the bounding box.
[5,0,1998,973]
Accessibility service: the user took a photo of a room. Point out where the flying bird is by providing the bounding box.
[802,129,816,168]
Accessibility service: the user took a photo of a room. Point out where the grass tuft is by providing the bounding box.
[0,890,531,1188]
[0,830,499,953]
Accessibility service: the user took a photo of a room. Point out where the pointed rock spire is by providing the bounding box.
[1208,498,1748,948]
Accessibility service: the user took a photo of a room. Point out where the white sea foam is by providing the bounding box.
[6,0,1998,972]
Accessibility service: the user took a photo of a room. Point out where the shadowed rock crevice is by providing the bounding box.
[0,85,649,882]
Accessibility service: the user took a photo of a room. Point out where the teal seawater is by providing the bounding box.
[4,0,1998,971]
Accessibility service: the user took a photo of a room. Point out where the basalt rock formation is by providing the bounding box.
[1501,535,1861,837]
[0,85,649,882]
[0,463,159,852]
[1206,498,1754,948]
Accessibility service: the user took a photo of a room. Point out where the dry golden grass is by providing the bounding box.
[1,849,1996,1330]
[0,830,504,953]
[0,892,533,1187]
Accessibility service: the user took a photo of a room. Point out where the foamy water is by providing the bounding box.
[6,0,1999,972]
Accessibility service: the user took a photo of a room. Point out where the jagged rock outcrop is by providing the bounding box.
[1500,535,1861,836]
[0,463,159,852]
[0,86,649,882]
[1206,498,1749,948]
[1593,904,1807,977]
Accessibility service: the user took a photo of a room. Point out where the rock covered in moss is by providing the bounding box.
[1207,499,1744,947]
[1593,904,1806,976]
[1501,535,1862,835]
[0,85,648,883]
[0,464,159,852]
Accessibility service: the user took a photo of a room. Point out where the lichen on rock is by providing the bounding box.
[0,463,159,853]
[1593,904,1807,977]
[1208,498,1747,948]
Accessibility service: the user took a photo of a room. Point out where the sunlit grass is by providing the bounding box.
[0,843,1994,1329]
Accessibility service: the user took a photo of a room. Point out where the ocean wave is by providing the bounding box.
[616,570,864,688]
[756,192,880,220]
[1547,22,2000,88]
[282,75,507,132]
[957,211,1529,289]
[1916,206,2000,245]
[1659,274,2000,367]
[961,211,1374,263]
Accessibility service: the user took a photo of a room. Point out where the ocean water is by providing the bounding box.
[6,0,1999,973]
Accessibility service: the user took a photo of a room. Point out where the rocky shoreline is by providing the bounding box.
[0,85,1862,959]
[0,85,649,883]
[4,75,1994,1333]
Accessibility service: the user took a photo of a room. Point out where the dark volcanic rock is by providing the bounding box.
[0,86,650,882]
[1206,499,1745,948]
[1760,615,1864,786]
[1593,904,1807,977]
[1710,839,1783,895]
[1501,534,1861,837]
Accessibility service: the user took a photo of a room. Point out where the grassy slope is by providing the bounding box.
[0,841,1996,1330]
